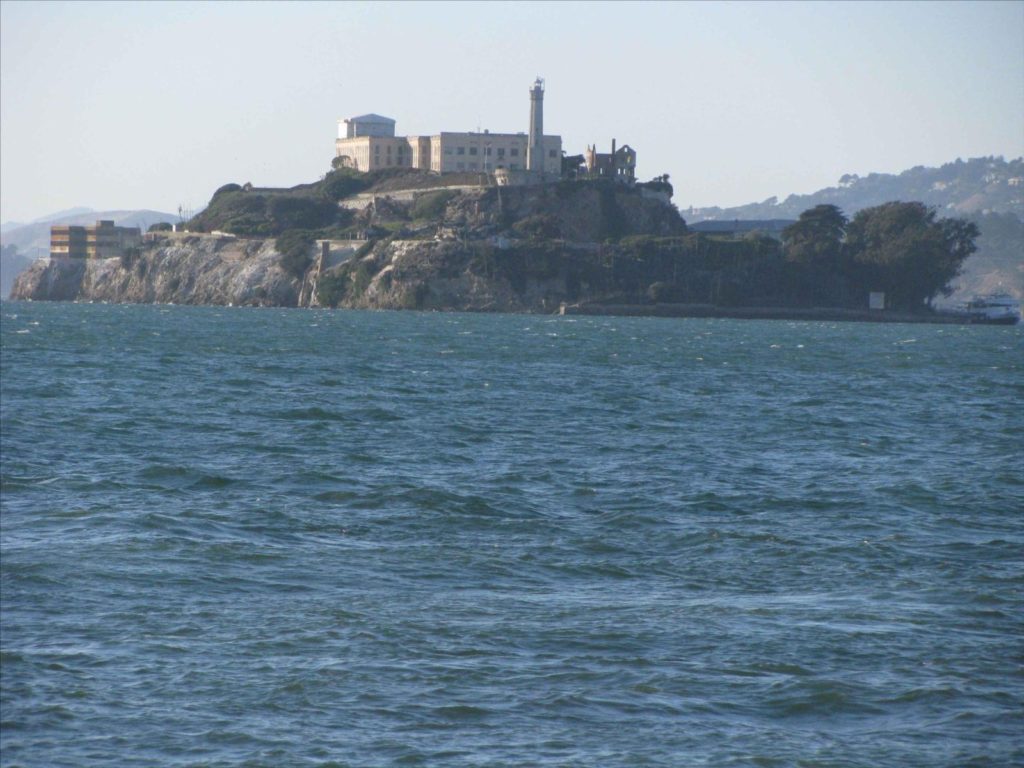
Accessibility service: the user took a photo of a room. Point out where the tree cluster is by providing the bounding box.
[781,202,979,310]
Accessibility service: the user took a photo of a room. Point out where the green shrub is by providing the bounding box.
[316,271,348,306]
[268,196,337,231]
[321,169,369,200]
[189,180,351,236]
[213,183,243,197]
[275,231,315,277]
[512,213,561,240]
[411,189,457,220]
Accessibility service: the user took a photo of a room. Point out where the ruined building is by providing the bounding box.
[584,139,637,183]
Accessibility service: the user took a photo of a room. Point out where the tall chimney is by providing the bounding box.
[527,77,545,173]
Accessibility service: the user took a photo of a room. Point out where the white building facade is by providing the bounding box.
[335,120,562,176]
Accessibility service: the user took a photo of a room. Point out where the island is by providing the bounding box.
[11,77,993,322]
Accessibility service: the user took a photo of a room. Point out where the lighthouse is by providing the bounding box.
[526,77,544,174]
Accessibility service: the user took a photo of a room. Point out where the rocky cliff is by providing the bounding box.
[11,180,688,311]
[12,234,303,307]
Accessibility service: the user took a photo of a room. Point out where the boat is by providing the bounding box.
[951,294,1021,325]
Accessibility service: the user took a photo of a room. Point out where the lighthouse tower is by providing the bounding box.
[526,77,545,173]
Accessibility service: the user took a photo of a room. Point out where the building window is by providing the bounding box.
[510,163,519,170]
[497,148,505,157]
[549,149,557,158]
[484,147,492,156]
[457,162,465,170]
[445,147,453,155]
[469,147,478,156]
[469,162,478,170]
[510,148,519,157]
[457,147,465,155]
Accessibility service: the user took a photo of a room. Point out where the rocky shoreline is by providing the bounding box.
[560,302,1016,325]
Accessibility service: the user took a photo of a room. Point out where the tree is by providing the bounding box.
[321,169,368,201]
[781,204,851,306]
[782,204,847,265]
[845,201,978,310]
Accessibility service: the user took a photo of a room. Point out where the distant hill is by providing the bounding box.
[0,208,177,298]
[683,156,1024,301]
[2,207,97,234]
[683,156,1023,222]
[1,244,35,300]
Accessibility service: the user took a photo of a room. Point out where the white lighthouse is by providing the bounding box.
[526,77,544,174]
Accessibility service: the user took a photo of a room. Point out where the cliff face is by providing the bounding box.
[11,181,686,311]
[442,183,682,242]
[316,239,588,313]
[11,236,616,313]
[11,235,302,307]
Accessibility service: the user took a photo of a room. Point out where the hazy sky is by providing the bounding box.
[1,0,1022,223]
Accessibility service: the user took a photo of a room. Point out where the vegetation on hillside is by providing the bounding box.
[185,178,350,238]
[311,199,977,313]
[684,156,1022,299]
[183,158,980,313]
[779,202,978,310]
[275,230,316,277]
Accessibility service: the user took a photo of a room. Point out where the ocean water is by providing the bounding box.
[1,301,1021,767]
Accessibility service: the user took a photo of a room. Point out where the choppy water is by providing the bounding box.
[1,301,1022,767]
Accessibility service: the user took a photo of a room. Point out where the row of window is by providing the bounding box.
[452,162,523,171]
[443,146,558,159]
[362,142,558,161]
[446,146,523,157]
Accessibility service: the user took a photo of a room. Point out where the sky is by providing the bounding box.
[1,0,1022,224]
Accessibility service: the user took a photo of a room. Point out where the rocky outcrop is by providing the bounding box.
[11,180,688,311]
[315,239,592,313]
[11,234,303,306]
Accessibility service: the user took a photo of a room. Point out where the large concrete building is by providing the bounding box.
[334,79,562,177]
[50,220,141,260]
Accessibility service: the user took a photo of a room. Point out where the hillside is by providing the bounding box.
[1,207,94,234]
[684,156,1024,221]
[11,177,691,310]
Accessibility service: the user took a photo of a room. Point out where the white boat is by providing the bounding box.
[954,294,1021,325]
